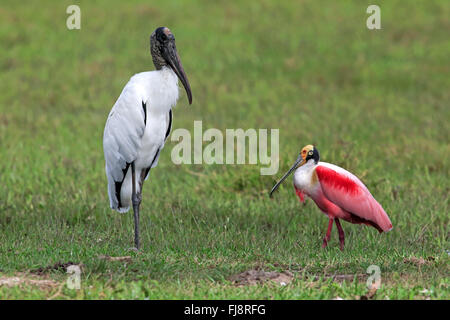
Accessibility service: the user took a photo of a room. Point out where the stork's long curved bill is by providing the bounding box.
[162,44,192,104]
[269,155,304,198]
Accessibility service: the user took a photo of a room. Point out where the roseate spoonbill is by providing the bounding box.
[103,27,192,249]
[270,145,392,250]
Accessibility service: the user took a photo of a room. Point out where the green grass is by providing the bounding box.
[0,0,449,299]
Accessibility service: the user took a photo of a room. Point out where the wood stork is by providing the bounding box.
[270,145,392,250]
[103,27,192,250]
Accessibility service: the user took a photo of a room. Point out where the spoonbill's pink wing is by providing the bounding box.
[315,162,392,232]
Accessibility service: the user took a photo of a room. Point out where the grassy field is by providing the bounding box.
[0,0,448,300]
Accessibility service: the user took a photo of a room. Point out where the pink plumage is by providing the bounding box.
[270,145,393,250]
[294,186,305,203]
[315,165,393,232]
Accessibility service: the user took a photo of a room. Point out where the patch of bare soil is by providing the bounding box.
[229,269,294,286]
[0,274,58,289]
[403,256,434,267]
[98,255,132,262]
[30,261,80,275]
[230,267,371,287]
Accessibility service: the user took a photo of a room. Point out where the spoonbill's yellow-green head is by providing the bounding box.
[269,145,320,197]
[299,144,320,166]
[150,27,192,104]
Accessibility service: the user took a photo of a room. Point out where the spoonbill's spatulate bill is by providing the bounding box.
[270,145,392,250]
[103,27,192,250]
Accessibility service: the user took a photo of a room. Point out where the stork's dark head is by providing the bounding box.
[150,27,192,104]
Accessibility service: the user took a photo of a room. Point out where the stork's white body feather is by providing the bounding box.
[103,67,179,212]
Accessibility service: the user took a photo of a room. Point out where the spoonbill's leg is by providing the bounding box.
[131,162,141,250]
[335,218,345,251]
[322,218,334,248]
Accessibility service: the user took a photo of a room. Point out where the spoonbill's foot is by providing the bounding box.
[335,218,345,251]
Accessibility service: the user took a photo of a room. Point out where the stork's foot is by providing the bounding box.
[127,247,139,252]
[322,238,329,248]
[131,162,141,251]
[132,199,141,250]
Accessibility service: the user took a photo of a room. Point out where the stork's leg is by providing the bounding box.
[322,218,334,248]
[335,218,345,251]
[131,162,141,250]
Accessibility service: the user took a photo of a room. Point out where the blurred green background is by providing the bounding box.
[0,0,448,299]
